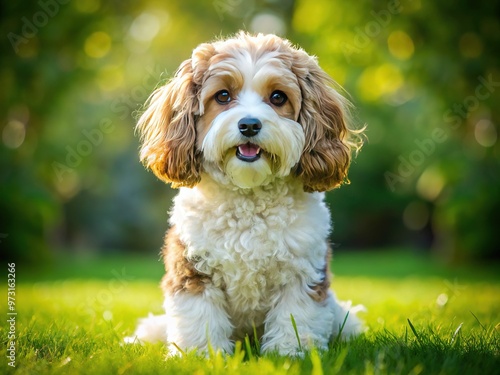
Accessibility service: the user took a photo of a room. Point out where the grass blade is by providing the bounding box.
[244,334,254,360]
[450,322,463,347]
[290,314,303,352]
[331,348,349,374]
[310,346,324,375]
[252,324,261,355]
[333,311,350,344]
[227,341,245,370]
[470,311,487,332]
[206,324,215,359]
[407,319,423,344]
[171,342,186,356]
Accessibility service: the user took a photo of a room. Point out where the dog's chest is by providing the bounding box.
[170,180,331,318]
[198,198,301,320]
[194,192,299,297]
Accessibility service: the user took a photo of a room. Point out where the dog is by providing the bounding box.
[126,32,365,356]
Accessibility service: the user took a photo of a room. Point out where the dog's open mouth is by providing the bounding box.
[236,143,262,162]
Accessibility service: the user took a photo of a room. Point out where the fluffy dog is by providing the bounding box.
[127,32,365,356]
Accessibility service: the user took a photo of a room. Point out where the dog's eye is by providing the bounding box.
[270,90,287,107]
[215,90,231,104]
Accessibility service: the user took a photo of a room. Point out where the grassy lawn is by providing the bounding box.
[1,250,499,374]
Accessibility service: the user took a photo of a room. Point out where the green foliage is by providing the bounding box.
[295,0,500,260]
[1,1,499,261]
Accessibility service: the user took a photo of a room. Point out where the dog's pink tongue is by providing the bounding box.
[238,143,260,157]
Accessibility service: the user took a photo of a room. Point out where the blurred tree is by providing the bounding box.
[1,0,498,263]
[291,0,500,261]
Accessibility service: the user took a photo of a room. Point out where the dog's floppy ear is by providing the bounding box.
[136,59,201,188]
[293,51,362,192]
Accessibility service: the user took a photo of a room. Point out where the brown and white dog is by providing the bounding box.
[126,32,364,356]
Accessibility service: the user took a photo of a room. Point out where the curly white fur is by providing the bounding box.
[127,177,364,355]
[127,32,365,356]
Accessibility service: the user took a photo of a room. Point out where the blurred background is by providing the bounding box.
[1,0,499,266]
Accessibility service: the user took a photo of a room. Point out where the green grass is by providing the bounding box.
[2,250,499,374]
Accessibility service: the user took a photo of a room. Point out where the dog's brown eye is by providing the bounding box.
[270,90,287,106]
[215,90,231,104]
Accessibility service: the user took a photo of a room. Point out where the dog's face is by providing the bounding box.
[137,32,359,192]
[197,39,306,189]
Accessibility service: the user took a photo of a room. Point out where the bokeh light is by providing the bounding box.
[129,12,162,42]
[2,120,26,149]
[403,201,430,231]
[387,30,415,60]
[2,0,499,264]
[250,13,286,35]
[474,119,497,147]
[84,31,112,59]
[75,0,101,14]
[357,64,404,101]
[417,166,445,202]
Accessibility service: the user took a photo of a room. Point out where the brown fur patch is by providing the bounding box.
[196,94,238,150]
[290,47,364,192]
[160,227,211,295]
[307,245,332,302]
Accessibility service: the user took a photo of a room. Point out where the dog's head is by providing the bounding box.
[137,32,362,192]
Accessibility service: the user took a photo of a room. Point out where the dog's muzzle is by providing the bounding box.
[237,117,262,162]
[238,117,261,137]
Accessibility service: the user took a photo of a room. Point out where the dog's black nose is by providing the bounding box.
[238,117,262,137]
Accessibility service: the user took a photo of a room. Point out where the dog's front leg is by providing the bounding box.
[261,282,336,356]
[163,285,234,356]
